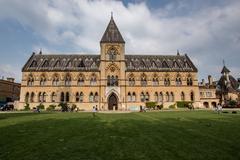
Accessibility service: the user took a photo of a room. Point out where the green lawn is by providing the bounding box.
[0,111,240,160]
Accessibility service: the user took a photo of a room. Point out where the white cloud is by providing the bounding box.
[0,0,239,80]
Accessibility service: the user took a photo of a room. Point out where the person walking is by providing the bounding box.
[92,106,96,117]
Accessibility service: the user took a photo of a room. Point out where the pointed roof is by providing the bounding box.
[221,66,230,74]
[100,16,125,43]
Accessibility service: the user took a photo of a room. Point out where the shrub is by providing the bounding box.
[36,103,45,110]
[146,102,157,109]
[46,105,56,111]
[70,104,77,112]
[24,103,30,110]
[229,100,237,107]
[58,102,68,112]
[176,101,193,108]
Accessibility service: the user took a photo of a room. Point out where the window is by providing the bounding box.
[27,77,34,86]
[141,77,147,86]
[154,92,158,102]
[132,92,136,102]
[190,92,194,101]
[152,78,159,86]
[166,92,170,102]
[159,92,163,102]
[164,78,170,86]
[43,92,46,102]
[80,92,84,102]
[187,77,193,86]
[66,92,70,102]
[52,76,59,86]
[181,92,185,101]
[200,92,204,98]
[140,92,145,102]
[169,92,174,102]
[107,75,118,86]
[206,92,212,97]
[90,76,97,86]
[94,92,99,102]
[65,75,71,86]
[89,92,94,102]
[127,92,131,102]
[25,92,29,103]
[176,77,182,86]
[77,77,84,86]
[60,92,64,102]
[30,92,35,102]
[108,48,117,61]
[40,76,46,86]
[76,92,80,102]
[52,92,57,102]
[129,78,135,86]
[145,92,149,101]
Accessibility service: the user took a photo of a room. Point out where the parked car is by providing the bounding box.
[0,103,14,111]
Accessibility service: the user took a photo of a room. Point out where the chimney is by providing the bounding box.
[7,77,14,83]
[208,75,213,86]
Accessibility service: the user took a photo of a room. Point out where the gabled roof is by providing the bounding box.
[125,54,198,72]
[100,16,125,43]
[221,66,230,74]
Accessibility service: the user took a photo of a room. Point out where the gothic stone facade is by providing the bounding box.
[19,17,201,110]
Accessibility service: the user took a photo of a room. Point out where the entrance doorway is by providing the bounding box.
[108,93,118,110]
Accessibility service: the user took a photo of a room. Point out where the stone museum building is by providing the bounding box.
[19,16,202,110]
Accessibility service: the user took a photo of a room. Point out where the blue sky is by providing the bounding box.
[0,0,239,82]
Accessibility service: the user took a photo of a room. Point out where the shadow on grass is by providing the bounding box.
[0,113,240,160]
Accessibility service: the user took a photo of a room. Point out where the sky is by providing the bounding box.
[0,0,239,83]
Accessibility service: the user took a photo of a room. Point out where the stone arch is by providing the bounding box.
[108,92,119,110]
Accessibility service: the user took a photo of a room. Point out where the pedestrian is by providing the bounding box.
[217,103,222,114]
[92,106,96,117]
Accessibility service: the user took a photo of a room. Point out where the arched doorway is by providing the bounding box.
[203,102,209,108]
[108,93,118,110]
[211,102,217,108]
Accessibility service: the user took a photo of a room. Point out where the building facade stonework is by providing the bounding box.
[19,16,202,110]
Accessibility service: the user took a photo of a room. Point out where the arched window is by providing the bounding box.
[141,76,147,86]
[107,75,111,86]
[127,92,131,102]
[76,92,80,102]
[30,92,35,103]
[154,92,158,102]
[145,92,149,102]
[77,76,84,86]
[140,92,145,102]
[90,75,97,86]
[42,92,47,102]
[152,78,159,86]
[52,75,59,86]
[164,78,170,86]
[176,77,182,86]
[27,76,34,86]
[108,48,117,61]
[129,77,135,86]
[52,92,57,102]
[80,92,84,102]
[66,92,70,102]
[65,74,71,86]
[94,92,99,102]
[159,92,163,102]
[181,92,185,101]
[25,92,30,103]
[89,92,94,102]
[132,92,136,102]
[40,76,46,86]
[190,91,194,101]
[187,77,193,86]
[169,92,174,102]
[166,92,170,102]
[60,92,64,102]
[38,92,42,102]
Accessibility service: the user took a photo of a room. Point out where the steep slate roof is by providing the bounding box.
[22,53,100,72]
[125,54,197,72]
[100,16,125,43]
[22,53,198,72]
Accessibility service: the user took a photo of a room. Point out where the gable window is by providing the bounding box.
[108,48,117,61]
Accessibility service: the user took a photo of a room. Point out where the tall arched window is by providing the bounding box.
[76,92,80,102]
[25,92,30,103]
[166,92,170,102]
[145,92,149,101]
[129,77,135,86]
[27,76,34,86]
[176,77,182,86]
[52,75,59,86]
[65,74,71,86]
[108,48,117,61]
[164,78,170,86]
[190,91,194,101]
[80,92,84,102]
[187,77,193,86]
[77,75,84,86]
[52,92,57,102]
[159,92,163,102]
[140,92,145,102]
[66,92,70,102]
[40,76,46,86]
[30,92,35,103]
[89,92,94,102]
[141,76,147,86]
[38,92,42,102]
[181,92,185,101]
[127,92,131,102]
[132,92,136,102]
[42,92,47,102]
[90,75,97,86]
[152,78,159,86]
[60,92,64,102]
[94,92,99,102]
[169,92,174,102]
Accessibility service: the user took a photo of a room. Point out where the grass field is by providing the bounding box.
[0,111,240,160]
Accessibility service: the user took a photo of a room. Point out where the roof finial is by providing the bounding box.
[177,50,180,56]
[111,11,113,19]
[39,48,42,55]
[223,59,225,66]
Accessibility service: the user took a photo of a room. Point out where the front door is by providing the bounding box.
[108,93,118,110]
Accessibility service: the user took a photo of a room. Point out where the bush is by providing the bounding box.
[176,101,193,108]
[46,105,56,111]
[58,102,68,112]
[146,102,157,109]
[70,104,77,112]
[36,103,45,110]
[24,103,30,110]
[229,100,237,107]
